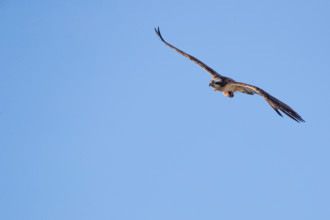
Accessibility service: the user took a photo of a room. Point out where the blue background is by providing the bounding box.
[1,0,330,219]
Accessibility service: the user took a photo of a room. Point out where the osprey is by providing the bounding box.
[155,27,304,122]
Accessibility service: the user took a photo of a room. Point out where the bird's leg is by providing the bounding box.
[223,91,234,98]
[214,88,217,92]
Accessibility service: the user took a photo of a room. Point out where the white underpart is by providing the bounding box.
[212,82,234,92]
[222,84,236,92]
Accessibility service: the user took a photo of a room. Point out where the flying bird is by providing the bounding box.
[155,27,304,122]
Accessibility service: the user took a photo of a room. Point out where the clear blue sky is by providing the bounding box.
[1,0,330,219]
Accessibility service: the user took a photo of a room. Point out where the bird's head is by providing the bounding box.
[209,78,222,87]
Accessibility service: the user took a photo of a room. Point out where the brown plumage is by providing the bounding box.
[155,27,304,122]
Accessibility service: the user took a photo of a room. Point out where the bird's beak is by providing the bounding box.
[209,82,213,87]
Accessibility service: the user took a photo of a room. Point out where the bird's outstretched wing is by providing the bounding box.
[155,27,222,79]
[228,82,305,122]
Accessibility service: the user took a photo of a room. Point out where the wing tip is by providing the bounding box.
[278,108,305,123]
[264,91,305,123]
[154,26,165,42]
